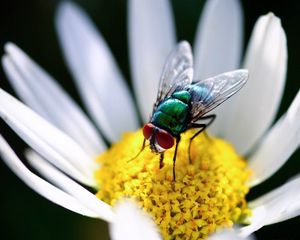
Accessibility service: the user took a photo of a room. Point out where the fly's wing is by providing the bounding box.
[153,41,193,112]
[188,69,248,123]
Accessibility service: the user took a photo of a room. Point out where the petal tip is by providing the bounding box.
[262,11,281,23]
[56,1,78,21]
[4,42,17,53]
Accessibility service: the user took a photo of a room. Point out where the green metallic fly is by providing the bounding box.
[139,41,248,180]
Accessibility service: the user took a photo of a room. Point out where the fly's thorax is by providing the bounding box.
[151,94,191,136]
[171,90,191,104]
[152,112,186,136]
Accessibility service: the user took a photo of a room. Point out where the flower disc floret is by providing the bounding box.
[96,129,251,239]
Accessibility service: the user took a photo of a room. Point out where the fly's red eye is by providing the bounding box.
[143,123,154,139]
[156,129,174,149]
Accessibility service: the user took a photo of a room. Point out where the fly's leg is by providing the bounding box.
[188,115,216,163]
[128,138,146,162]
[159,153,164,169]
[201,114,216,141]
[172,136,181,181]
[188,124,206,164]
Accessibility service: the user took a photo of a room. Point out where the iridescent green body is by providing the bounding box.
[151,90,191,136]
[151,86,213,136]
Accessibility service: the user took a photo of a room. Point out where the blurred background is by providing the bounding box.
[0,0,299,239]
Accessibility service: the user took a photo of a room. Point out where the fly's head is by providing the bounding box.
[143,123,174,153]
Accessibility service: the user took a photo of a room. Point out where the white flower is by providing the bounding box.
[0,0,299,239]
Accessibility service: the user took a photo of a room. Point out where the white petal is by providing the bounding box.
[209,229,255,240]
[266,200,300,225]
[56,1,138,142]
[239,175,300,237]
[223,13,287,154]
[0,135,99,218]
[2,43,106,157]
[194,0,243,80]
[193,0,243,136]
[109,199,162,240]
[128,0,176,121]
[249,90,300,186]
[26,150,115,222]
[0,89,97,186]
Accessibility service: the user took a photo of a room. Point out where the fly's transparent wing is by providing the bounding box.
[187,69,248,123]
[153,41,193,111]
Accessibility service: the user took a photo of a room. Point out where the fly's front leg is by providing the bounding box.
[159,153,164,169]
[197,114,216,129]
[188,114,216,163]
[128,138,146,162]
[199,114,216,141]
[172,136,181,181]
[188,124,206,164]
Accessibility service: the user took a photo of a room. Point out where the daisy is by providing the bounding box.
[0,0,299,239]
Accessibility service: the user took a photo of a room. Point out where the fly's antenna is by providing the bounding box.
[127,138,147,163]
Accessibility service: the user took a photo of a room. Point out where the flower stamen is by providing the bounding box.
[95,129,251,239]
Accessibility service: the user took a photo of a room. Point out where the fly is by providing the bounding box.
[135,41,248,181]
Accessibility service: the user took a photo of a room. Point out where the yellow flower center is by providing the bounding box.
[95,129,251,239]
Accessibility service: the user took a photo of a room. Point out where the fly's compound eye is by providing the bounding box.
[143,123,154,140]
[156,129,174,149]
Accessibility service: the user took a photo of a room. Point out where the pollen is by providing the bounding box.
[95,129,251,240]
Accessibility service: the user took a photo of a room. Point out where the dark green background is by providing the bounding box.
[0,0,299,239]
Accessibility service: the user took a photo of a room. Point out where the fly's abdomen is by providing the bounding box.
[188,84,213,104]
[152,97,189,136]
